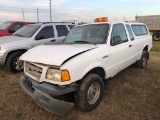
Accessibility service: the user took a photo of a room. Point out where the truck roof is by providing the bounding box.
[78,21,145,27]
[25,22,74,28]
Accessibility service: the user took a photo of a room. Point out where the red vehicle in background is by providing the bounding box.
[0,21,32,37]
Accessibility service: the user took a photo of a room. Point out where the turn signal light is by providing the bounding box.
[61,70,70,82]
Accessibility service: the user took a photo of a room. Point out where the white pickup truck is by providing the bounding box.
[20,18,152,115]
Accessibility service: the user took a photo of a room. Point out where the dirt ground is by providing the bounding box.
[0,42,160,120]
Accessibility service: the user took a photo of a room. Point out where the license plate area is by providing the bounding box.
[25,78,34,92]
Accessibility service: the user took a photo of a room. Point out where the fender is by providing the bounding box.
[81,61,107,79]
[3,46,31,61]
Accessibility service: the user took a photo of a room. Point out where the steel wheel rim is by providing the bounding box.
[13,57,24,70]
[87,82,100,105]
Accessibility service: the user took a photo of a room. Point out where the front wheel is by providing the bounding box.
[6,52,24,73]
[74,74,104,111]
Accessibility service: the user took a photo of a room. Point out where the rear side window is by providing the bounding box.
[132,25,148,36]
[126,24,134,40]
[140,26,148,35]
[56,25,69,37]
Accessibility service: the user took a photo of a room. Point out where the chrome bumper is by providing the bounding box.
[20,75,75,115]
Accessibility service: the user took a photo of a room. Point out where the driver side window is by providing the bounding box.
[36,26,54,40]
[111,24,128,45]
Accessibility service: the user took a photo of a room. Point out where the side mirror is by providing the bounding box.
[35,34,44,40]
[113,36,122,45]
[8,28,15,33]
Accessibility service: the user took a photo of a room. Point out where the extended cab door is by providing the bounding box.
[106,23,134,77]
[125,24,139,62]
[33,25,57,47]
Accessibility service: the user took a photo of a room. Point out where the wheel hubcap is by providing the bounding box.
[13,57,24,70]
[87,82,100,104]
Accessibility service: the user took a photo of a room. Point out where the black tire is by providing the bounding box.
[136,51,148,69]
[74,74,104,111]
[6,52,24,73]
[153,33,160,41]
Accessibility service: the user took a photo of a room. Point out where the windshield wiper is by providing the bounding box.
[14,34,23,37]
[74,41,98,45]
[74,41,92,44]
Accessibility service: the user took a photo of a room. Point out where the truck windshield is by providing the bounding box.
[64,24,109,44]
[0,21,12,30]
[13,25,40,37]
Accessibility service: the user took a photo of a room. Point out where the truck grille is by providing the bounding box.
[25,62,42,81]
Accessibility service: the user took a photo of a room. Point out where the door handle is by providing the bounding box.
[51,39,56,42]
[129,45,132,47]
[103,55,109,59]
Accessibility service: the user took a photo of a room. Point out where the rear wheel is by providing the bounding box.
[74,74,104,111]
[136,51,148,69]
[153,33,160,41]
[6,52,24,73]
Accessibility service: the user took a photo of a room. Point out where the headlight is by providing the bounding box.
[46,68,70,82]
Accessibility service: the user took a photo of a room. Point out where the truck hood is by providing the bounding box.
[20,44,97,66]
[0,36,29,45]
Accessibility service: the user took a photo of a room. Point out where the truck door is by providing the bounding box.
[125,24,138,62]
[33,25,58,47]
[107,23,134,77]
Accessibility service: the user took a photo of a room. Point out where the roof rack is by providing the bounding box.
[42,22,74,24]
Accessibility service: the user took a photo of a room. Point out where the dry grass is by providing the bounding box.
[0,42,160,120]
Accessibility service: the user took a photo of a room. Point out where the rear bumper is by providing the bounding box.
[20,75,78,115]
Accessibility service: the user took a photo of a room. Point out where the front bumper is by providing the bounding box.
[20,75,78,115]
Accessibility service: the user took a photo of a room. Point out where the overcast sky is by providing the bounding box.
[0,0,159,22]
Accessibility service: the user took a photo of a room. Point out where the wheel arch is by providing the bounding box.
[143,45,148,52]
[5,49,28,65]
[143,45,149,59]
[82,67,106,81]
